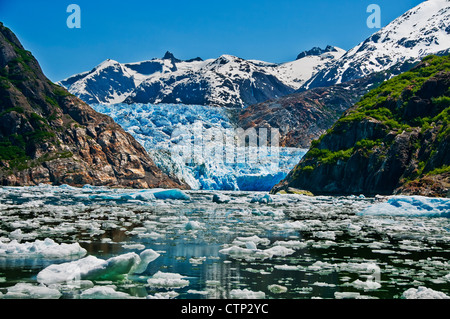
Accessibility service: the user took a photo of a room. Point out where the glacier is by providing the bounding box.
[91,103,307,191]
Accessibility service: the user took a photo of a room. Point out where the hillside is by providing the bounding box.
[0,22,187,189]
[272,55,450,197]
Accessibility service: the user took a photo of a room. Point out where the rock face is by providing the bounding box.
[237,69,403,148]
[272,55,450,197]
[302,0,450,90]
[0,23,188,189]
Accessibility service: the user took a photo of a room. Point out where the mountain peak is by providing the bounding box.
[163,51,181,62]
[296,46,338,60]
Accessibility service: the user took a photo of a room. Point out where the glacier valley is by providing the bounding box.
[91,103,307,191]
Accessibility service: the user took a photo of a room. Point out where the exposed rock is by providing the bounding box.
[237,71,394,148]
[0,22,188,189]
[272,55,450,197]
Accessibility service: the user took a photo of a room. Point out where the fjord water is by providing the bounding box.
[0,185,449,299]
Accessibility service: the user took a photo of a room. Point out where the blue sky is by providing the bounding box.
[1,0,423,81]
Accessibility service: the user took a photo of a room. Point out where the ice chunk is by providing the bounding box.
[80,286,135,299]
[402,286,450,299]
[37,249,158,285]
[151,189,191,201]
[184,221,204,231]
[147,291,179,299]
[131,249,160,274]
[250,194,273,204]
[219,245,294,261]
[0,238,87,259]
[359,196,450,218]
[232,235,271,247]
[4,283,61,299]
[268,284,287,294]
[212,193,231,204]
[347,279,381,290]
[146,271,189,289]
[230,288,265,299]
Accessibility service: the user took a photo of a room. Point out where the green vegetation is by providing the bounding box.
[299,54,450,185]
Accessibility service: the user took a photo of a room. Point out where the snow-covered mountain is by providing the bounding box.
[303,0,450,90]
[58,48,344,108]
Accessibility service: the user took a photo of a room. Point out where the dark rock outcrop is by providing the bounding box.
[237,71,394,148]
[0,22,188,189]
[272,55,450,197]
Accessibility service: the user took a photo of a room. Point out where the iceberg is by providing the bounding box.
[359,196,450,218]
[0,238,87,259]
[402,286,450,299]
[230,288,265,299]
[4,283,62,299]
[80,286,136,299]
[36,249,159,285]
[146,271,189,289]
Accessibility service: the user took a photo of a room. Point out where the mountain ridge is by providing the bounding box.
[58,48,345,108]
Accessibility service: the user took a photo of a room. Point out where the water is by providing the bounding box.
[0,185,449,299]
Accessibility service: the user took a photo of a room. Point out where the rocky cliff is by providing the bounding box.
[237,69,404,148]
[272,55,450,197]
[0,23,188,189]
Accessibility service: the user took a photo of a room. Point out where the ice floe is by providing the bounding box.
[0,238,87,259]
[37,249,159,285]
[402,286,450,299]
[146,271,189,289]
[359,196,450,218]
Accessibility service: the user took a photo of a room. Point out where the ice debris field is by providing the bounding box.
[0,184,449,299]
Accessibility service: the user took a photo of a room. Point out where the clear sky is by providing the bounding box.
[1,0,424,81]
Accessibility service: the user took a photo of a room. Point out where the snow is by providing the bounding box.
[36,249,158,285]
[60,44,345,107]
[359,196,450,218]
[0,238,87,259]
[402,286,450,299]
[308,0,450,87]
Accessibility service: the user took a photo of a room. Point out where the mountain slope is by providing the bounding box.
[272,54,450,197]
[59,47,344,108]
[0,22,188,189]
[303,0,450,90]
[237,70,398,148]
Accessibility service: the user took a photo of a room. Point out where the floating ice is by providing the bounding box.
[359,196,450,218]
[230,288,265,299]
[4,283,61,299]
[80,286,136,299]
[268,284,288,294]
[346,279,381,290]
[250,194,273,204]
[219,244,294,261]
[402,286,450,299]
[212,193,231,204]
[0,238,87,259]
[146,271,189,289]
[89,188,190,202]
[37,249,158,285]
